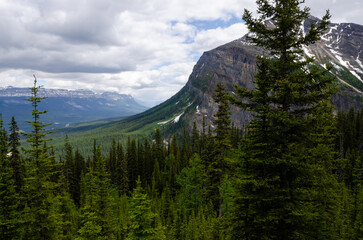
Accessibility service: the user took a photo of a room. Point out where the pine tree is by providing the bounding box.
[63,135,76,203]
[230,1,338,238]
[22,75,55,161]
[56,164,79,240]
[180,128,189,170]
[177,154,204,217]
[206,82,232,214]
[108,138,117,185]
[8,116,24,193]
[191,122,200,155]
[138,140,145,182]
[115,141,128,196]
[153,128,164,171]
[127,178,166,240]
[73,148,85,207]
[77,145,115,239]
[127,138,138,190]
[21,76,61,239]
[0,115,19,239]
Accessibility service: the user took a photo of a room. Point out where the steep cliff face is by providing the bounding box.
[181,33,362,132]
[183,41,263,131]
[179,16,363,132]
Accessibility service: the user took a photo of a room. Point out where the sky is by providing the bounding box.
[0,0,362,107]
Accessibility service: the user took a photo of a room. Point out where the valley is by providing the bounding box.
[1,5,362,238]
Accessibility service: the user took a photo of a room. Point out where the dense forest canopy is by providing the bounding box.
[0,0,362,239]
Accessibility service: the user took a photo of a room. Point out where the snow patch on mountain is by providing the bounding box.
[300,24,305,37]
[302,46,314,58]
[196,105,200,114]
[174,112,184,123]
[356,51,363,69]
[330,49,363,82]
[0,86,134,101]
[157,119,172,125]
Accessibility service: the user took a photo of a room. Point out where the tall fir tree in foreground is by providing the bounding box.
[21,76,61,239]
[230,0,339,239]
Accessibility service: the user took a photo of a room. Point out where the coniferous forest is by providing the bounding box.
[1,0,363,239]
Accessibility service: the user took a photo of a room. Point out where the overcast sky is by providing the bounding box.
[0,0,361,107]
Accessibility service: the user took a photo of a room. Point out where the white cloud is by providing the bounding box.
[193,23,248,53]
[304,0,363,25]
[0,0,361,107]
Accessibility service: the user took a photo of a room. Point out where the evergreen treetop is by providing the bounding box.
[22,75,55,161]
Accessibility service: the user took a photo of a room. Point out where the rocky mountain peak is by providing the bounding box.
[304,18,363,93]
[177,17,363,133]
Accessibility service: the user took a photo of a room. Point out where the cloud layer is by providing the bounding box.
[0,0,361,106]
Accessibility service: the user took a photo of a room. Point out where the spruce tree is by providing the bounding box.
[127,138,138,191]
[73,148,85,207]
[143,139,153,187]
[0,115,19,239]
[22,76,54,161]
[127,178,166,240]
[8,116,24,193]
[63,135,76,203]
[206,82,232,214]
[21,76,61,239]
[115,141,128,196]
[153,128,164,171]
[191,122,200,155]
[177,154,204,217]
[78,145,115,239]
[230,1,338,239]
[108,138,117,185]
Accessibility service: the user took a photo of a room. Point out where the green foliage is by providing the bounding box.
[205,83,232,213]
[127,178,166,240]
[1,3,361,238]
[77,145,116,239]
[8,116,24,193]
[229,0,340,239]
[177,154,204,217]
[337,68,363,91]
[22,76,55,161]
[20,76,63,239]
[0,115,19,239]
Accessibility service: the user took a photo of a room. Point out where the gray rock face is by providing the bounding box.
[184,41,264,131]
[304,17,363,93]
[178,18,363,132]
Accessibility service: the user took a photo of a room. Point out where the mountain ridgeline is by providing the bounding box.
[58,16,363,150]
[0,87,147,132]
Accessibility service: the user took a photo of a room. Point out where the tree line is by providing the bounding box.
[1,0,362,239]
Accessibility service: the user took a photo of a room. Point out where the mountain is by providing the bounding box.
[51,17,363,155]
[0,86,147,132]
[302,17,363,92]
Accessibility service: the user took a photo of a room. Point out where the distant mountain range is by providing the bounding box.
[0,86,147,132]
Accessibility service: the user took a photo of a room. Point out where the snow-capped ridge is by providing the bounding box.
[0,86,135,101]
